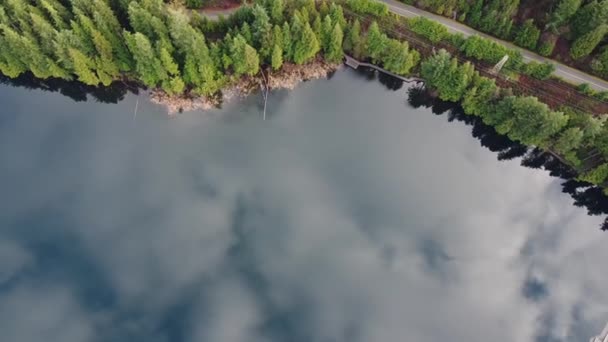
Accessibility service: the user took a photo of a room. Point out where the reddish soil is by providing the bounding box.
[199,0,241,11]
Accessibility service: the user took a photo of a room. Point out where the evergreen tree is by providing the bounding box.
[514,19,540,50]
[269,0,284,23]
[547,0,582,31]
[344,19,362,58]
[571,24,608,59]
[68,48,100,85]
[281,21,293,60]
[325,23,344,63]
[252,5,273,59]
[382,39,419,75]
[366,21,386,63]
[230,34,260,76]
[571,0,608,38]
[321,15,333,52]
[272,43,283,70]
[329,3,346,29]
[124,32,166,87]
[293,22,319,64]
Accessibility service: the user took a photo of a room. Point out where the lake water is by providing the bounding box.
[0,69,606,342]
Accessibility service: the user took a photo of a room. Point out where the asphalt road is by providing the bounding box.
[379,0,608,91]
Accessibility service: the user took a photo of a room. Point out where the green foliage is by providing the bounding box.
[577,83,595,95]
[382,39,419,75]
[553,127,584,156]
[230,34,260,76]
[343,19,363,58]
[346,0,389,16]
[547,0,582,30]
[293,22,319,64]
[523,61,556,80]
[325,23,344,63]
[579,164,608,185]
[408,16,449,43]
[365,21,387,63]
[538,36,557,57]
[272,43,283,70]
[514,19,540,50]
[460,35,522,68]
[489,96,569,147]
[571,0,608,39]
[185,0,205,9]
[421,49,475,102]
[462,75,498,116]
[571,24,608,60]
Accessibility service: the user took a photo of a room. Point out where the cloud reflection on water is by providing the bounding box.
[0,70,606,342]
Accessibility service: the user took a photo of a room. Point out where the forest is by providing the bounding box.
[2,0,608,191]
[404,0,608,81]
[0,0,418,96]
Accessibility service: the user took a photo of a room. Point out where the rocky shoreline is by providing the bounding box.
[150,59,341,115]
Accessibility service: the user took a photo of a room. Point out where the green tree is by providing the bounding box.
[68,48,100,85]
[293,22,319,64]
[281,21,293,61]
[325,23,344,63]
[269,0,284,23]
[547,0,582,31]
[553,127,584,156]
[579,163,608,184]
[230,34,260,76]
[382,39,419,75]
[344,19,363,58]
[514,19,540,50]
[272,43,283,70]
[321,15,333,52]
[462,75,498,116]
[124,32,166,87]
[571,0,608,38]
[252,5,273,59]
[571,24,608,60]
[408,16,448,43]
[365,21,387,63]
[329,3,346,29]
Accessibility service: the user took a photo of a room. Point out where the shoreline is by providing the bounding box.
[150,60,341,115]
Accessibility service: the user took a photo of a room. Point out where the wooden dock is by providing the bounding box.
[344,55,423,84]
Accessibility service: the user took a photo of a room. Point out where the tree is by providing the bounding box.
[230,34,260,76]
[321,15,333,52]
[252,5,273,59]
[579,163,608,185]
[366,21,387,63]
[281,21,293,61]
[514,19,540,50]
[325,23,344,63]
[382,39,419,75]
[272,43,283,70]
[293,22,319,64]
[538,35,557,56]
[344,19,362,58]
[329,3,346,29]
[408,16,448,43]
[68,48,100,85]
[571,24,608,60]
[124,32,166,87]
[462,75,498,116]
[547,0,582,31]
[571,0,608,38]
[491,96,569,147]
[553,127,584,156]
[269,0,284,23]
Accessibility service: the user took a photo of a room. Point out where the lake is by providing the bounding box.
[0,69,606,342]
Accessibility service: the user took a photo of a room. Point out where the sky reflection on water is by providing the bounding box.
[0,69,607,342]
